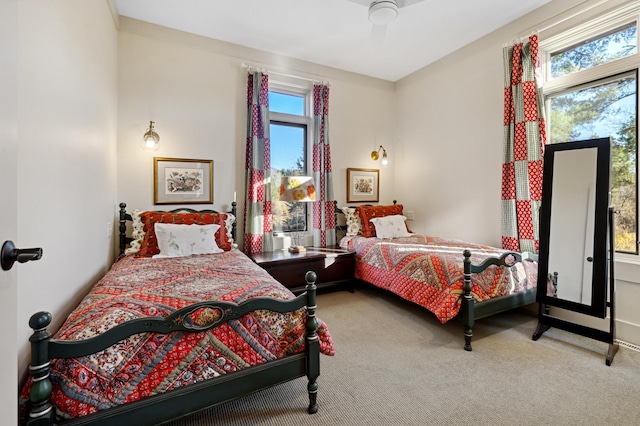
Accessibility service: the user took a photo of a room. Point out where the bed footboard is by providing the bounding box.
[25,272,321,425]
[462,249,523,351]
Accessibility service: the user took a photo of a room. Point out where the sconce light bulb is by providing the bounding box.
[144,138,157,149]
[382,154,389,166]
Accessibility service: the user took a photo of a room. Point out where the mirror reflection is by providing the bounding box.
[547,147,598,304]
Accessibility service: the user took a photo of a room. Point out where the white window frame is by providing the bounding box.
[269,81,314,239]
[541,3,639,96]
[539,2,640,274]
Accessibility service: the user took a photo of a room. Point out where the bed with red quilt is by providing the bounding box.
[338,203,537,350]
[21,204,334,425]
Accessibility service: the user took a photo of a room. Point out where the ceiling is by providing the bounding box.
[113,0,551,82]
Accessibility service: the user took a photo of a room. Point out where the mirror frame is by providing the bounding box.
[536,137,611,318]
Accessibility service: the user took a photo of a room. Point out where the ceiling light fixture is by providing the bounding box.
[368,0,399,26]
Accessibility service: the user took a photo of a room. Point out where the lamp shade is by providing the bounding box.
[279,176,316,202]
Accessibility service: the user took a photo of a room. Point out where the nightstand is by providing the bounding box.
[250,247,355,294]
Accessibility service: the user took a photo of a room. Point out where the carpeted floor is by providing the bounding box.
[163,285,640,426]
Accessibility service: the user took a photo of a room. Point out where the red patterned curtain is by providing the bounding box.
[312,84,336,247]
[502,34,546,253]
[243,72,273,254]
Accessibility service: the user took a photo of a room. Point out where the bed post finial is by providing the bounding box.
[27,311,55,425]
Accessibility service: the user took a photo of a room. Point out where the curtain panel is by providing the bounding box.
[312,84,336,248]
[501,34,546,254]
[244,71,273,255]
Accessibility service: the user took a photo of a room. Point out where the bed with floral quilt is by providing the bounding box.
[338,203,538,351]
[21,203,334,426]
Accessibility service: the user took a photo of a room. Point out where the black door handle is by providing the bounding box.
[586,257,593,262]
[1,240,43,271]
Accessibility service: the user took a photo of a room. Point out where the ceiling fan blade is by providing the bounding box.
[370,23,387,46]
[344,0,373,6]
[397,0,428,7]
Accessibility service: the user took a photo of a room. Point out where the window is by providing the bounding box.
[550,22,637,79]
[542,5,639,256]
[269,87,312,234]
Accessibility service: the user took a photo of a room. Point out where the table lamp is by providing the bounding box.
[279,176,316,253]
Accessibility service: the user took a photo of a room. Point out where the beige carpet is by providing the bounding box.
[164,285,640,426]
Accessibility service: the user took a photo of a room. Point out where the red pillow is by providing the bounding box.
[357,204,406,238]
[138,211,232,257]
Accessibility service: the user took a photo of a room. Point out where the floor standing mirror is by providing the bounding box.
[532,137,619,365]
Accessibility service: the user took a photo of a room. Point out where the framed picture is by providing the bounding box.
[347,168,379,203]
[153,157,213,205]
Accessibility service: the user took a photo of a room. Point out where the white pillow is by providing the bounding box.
[369,215,412,239]
[152,223,223,258]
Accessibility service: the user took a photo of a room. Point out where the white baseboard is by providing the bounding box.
[616,319,640,349]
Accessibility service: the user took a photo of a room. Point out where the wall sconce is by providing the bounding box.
[371,145,389,166]
[140,121,160,151]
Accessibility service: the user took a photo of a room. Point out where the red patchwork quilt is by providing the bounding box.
[20,250,334,420]
[340,235,537,323]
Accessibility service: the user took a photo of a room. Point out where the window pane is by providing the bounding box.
[549,74,637,253]
[270,122,307,233]
[551,22,637,79]
[269,92,305,116]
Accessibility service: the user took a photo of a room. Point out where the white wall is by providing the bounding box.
[16,0,119,377]
[394,0,598,244]
[117,18,396,246]
[395,0,640,345]
[1,0,18,422]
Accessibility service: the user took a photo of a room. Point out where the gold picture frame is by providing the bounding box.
[153,157,213,205]
[347,168,379,203]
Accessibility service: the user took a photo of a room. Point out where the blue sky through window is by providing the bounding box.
[270,124,304,172]
[269,92,306,172]
[269,92,304,115]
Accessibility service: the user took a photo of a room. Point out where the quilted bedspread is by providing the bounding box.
[21,249,334,420]
[340,235,537,323]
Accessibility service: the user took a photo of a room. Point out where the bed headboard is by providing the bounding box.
[118,202,238,256]
[333,199,397,241]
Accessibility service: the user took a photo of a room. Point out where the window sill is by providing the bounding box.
[615,255,640,285]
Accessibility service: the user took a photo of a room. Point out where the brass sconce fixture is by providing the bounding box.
[140,121,160,151]
[371,145,388,166]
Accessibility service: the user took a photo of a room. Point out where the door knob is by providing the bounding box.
[1,240,43,271]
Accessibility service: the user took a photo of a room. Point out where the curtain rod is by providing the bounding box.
[241,63,330,86]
